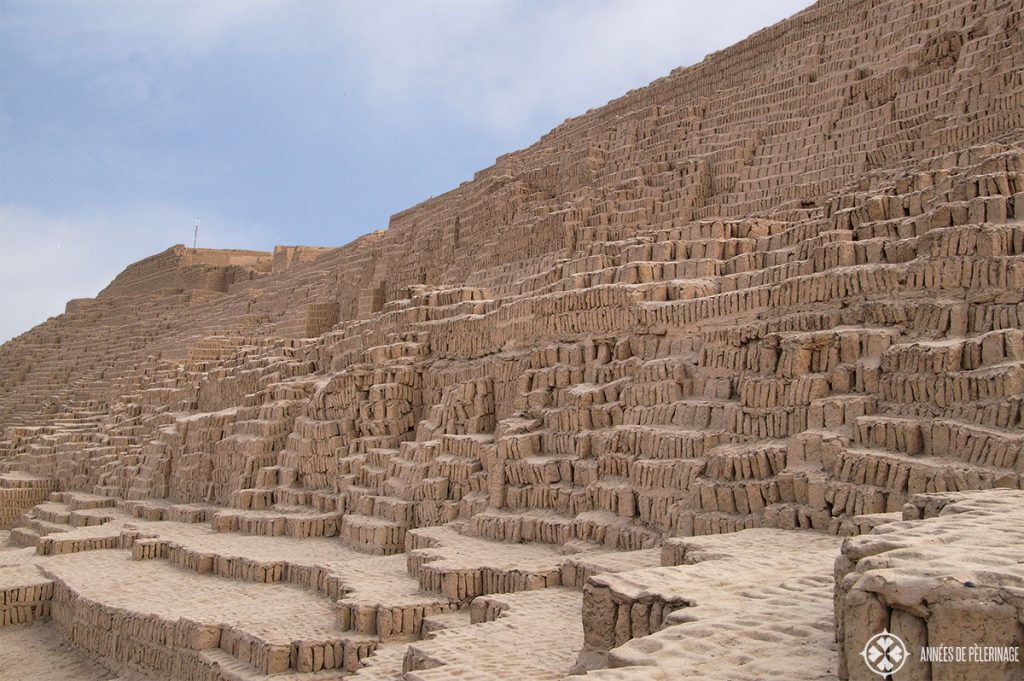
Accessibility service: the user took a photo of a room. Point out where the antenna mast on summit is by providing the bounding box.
[193,218,199,248]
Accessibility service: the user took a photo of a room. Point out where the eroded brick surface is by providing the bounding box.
[2,0,1023,678]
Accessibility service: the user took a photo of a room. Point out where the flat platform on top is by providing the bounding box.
[583,528,843,681]
[43,549,341,645]
[404,588,584,681]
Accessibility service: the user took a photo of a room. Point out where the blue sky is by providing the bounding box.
[0,0,811,343]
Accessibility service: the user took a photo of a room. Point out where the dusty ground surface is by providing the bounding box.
[0,621,120,681]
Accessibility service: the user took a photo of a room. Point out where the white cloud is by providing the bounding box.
[0,204,272,343]
[4,0,812,133]
[2,0,292,62]
[325,0,813,132]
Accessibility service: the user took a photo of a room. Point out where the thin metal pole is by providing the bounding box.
[193,218,199,248]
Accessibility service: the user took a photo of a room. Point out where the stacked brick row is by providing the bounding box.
[0,2,1022,676]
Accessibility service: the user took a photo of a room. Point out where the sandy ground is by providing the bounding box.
[0,621,120,681]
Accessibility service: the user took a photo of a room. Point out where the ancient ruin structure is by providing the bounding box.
[2,0,1023,678]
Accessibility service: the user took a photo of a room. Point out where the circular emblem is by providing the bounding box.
[861,629,908,677]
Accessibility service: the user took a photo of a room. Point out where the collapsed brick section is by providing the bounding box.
[835,490,1024,681]
[0,473,54,529]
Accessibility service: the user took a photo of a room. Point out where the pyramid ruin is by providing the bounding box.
[2,0,1023,678]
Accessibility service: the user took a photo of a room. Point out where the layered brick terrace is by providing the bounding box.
[2,1,1023,679]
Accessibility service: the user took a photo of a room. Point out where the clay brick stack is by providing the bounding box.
[1,0,1023,679]
[0,473,54,529]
